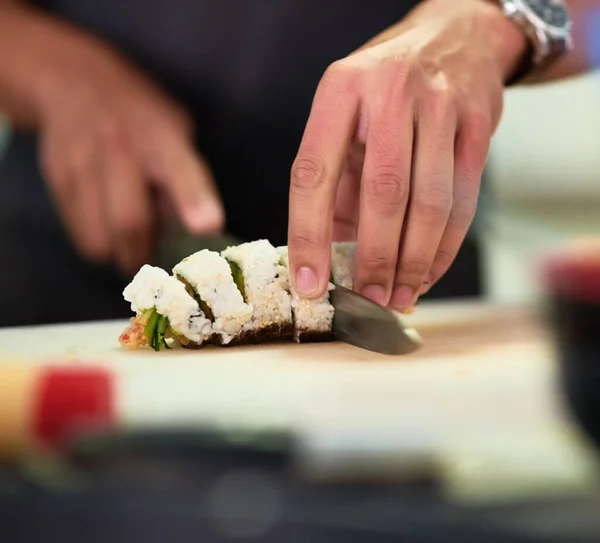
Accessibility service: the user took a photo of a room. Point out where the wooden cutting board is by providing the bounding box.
[0,301,565,439]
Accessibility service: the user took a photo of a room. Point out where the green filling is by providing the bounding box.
[143,308,171,352]
[177,275,214,321]
[227,260,246,301]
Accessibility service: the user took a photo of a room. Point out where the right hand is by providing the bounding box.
[38,43,224,275]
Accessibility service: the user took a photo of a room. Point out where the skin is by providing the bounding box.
[0,1,224,275]
[0,0,596,289]
[288,0,599,311]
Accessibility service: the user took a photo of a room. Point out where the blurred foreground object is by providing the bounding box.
[544,237,600,450]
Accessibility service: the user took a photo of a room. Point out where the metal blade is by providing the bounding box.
[330,284,423,355]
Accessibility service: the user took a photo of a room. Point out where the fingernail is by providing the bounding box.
[361,285,386,306]
[185,203,224,233]
[296,266,318,296]
[391,285,415,310]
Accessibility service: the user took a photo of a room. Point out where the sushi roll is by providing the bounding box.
[276,246,335,343]
[221,240,294,344]
[173,249,253,346]
[331,241,356,289]
[119,265,213,350]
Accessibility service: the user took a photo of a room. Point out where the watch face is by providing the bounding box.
[523,0,569,29]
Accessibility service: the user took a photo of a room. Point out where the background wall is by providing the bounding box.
[482,72,600,303]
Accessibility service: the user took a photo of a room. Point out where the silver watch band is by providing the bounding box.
[496,0,573,83]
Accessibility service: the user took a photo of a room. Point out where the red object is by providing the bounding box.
[31,366,115,448]
[543,253,600,303]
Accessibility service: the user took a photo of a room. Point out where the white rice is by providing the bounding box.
[221,240,292,332]
[173,249,253,345]
[276,246,334,338]
[331,241,356,289]
[122,264,212,345]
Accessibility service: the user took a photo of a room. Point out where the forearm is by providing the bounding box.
[0,1,113,129]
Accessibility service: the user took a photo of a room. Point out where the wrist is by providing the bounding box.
[472,0,530,83]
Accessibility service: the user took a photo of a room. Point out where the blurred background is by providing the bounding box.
[480,71,600,304]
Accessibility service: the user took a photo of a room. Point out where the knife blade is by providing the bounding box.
[330,284,423,355]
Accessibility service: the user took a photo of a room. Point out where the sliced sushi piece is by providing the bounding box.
[221,240,293,344]
[119,265,212,351]
[173,249,253,346]
[276,246,335,343]
[331,241,356,289]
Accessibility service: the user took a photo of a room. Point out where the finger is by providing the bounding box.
[101,131,153,276]
[288,61,359,298]
[422,109,491,294]
[332,165,361,242]
[391,92,456,311]
[354,102,413,306]
[39,134,79,244]
[143,131,224,235]
[44,134,111,263]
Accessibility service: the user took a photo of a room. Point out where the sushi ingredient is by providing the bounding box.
[173,250,253,345]
[277,246,335,343]
[122,264,212,349]
[227,260,246,301]
[221,240,294,342]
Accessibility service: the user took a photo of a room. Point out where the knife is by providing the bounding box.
[330,284,423,355]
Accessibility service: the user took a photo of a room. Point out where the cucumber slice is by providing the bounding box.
[143,308,160,351]
[177,275,214,321]
[156,315,171,350]
[226,260,246,301]
[142,308,171,351]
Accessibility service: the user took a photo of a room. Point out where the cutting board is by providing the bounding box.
[4,299,599,502]
[0,301,567,441]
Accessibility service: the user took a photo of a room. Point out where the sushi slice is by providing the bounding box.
[221,240,294,344]
[276,246,335,343]
[173,249,253,346]
[119,265,212,350]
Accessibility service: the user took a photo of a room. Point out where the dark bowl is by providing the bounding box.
[543,241,600,450]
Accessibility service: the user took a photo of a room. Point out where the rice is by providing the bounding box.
[221,240,293,339]
[122,264,212,345]
[173,249,253,345]
[276,246,335,342]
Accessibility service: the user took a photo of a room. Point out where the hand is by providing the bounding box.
[288,0,526,311]
[38,42,224,275]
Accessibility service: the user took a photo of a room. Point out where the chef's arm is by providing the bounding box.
[0,0,108,129]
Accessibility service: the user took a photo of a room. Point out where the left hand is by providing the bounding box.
[288,0,526,311]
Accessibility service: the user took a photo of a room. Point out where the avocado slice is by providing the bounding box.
[177,275,214,321]
[226,260,246,301]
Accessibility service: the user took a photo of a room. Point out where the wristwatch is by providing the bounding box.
[495,0,574,82]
